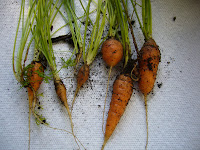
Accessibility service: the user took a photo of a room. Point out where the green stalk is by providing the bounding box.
[130,0,146,38]
[64,0,84,65]
[79,0,94,27]
[147,0,152,39]
[130,0,152,41]
[114,0,131,68]
[83,0,92,63]
[121,0,139,58]
[107,0,117,37]
[86,0,107,66]
[51,6,96,38]
[13,0,37,83]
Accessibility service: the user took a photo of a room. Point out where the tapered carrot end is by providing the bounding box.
[144,94,148,150]
[71,87,80,112]
[101,137,109,150]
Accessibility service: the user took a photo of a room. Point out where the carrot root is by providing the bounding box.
[71,64,89,112]
[102,74,134,149]
[144,95,148,150]
[101,137,109,150]
[53,76,80,149]
[26,61,44,150]
[71,87,80,112]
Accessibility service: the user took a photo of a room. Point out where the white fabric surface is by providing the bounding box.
[0,0,200,150]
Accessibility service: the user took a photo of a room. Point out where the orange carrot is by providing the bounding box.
[138,38,160,149]
[101,38,123,68]
[71,64,89,111]
[27,61,44,106]
[138,38,160,96]
[53,74,80,149]
[102,73,134,150]
[26,61,44,149]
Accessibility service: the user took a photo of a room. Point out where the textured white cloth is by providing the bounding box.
[0,0,200,150]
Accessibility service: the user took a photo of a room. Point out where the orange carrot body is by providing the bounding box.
[138,38,160,96]
[101,38,123,67]
[71,64,90,111]
[77,64,89,89]
[27,61,44,106]
[54,79,67,104]
[102,74,133,149]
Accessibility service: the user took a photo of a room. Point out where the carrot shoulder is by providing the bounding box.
[102,74,133,149]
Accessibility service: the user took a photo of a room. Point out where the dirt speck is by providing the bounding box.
[157,82,163,88]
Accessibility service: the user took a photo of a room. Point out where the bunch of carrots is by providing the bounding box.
[13,0,161,150]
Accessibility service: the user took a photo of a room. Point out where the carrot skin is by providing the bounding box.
[54,79,67,104]
[101,38,123,67]
[27,61,44,105]
[104,74,133,143]
[77,64,89,89]
[138,38,160,95]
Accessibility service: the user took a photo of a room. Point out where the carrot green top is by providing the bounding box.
[131,0,152,41]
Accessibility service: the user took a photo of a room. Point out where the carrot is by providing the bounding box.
[71,0,107,111]
[138,38,160,96]
[71,64,89,111]
[102,38,123,68]
[26,61,44,149]
[102,73,134,150]
[131,0,161,149]
[138,38,160,149]
[27,61,44,105]
[33,0,83,148]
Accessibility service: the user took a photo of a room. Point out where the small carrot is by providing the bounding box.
[26,61,44,149]
[131,0,161,149]
[102,38,123,68]
[34,0,83,148]
[27,61,44,106]
[71,0,107,111]
[71,64,89,111]
[138,38,160,96]
[102,73,134,150]
[138,38,160,149]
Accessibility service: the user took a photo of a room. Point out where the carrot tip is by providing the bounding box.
[101,137,109,150]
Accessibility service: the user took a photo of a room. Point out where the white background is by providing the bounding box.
[0,0,200,150]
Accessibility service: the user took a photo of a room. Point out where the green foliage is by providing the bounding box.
[61,57,76,69]
[21,64,34,88]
